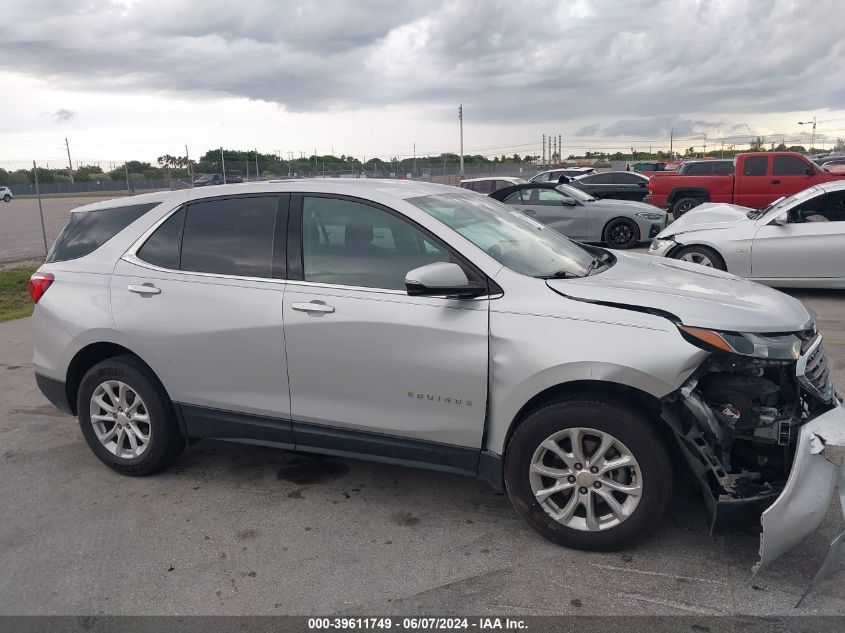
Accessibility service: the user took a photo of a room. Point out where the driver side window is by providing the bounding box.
[301,196,454,290]
[534,189,567,205]
[791,191,845,223]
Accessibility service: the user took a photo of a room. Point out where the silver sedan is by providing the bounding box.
[648,180,845,288]
[490,182,667,249]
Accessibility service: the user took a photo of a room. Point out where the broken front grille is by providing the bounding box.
[798,337,834,403]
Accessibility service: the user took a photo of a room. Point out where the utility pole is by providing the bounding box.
[255,148,259,179]
[413,142,417,179]
[542,134,546,167]
[703,132,707,157]
[458,104,464,179]
[669,127,674,157]
[220,147,227,183]
[185,144,193,184]
[64,137,75,189]
[558,134,562,164]
[33,161,48,255]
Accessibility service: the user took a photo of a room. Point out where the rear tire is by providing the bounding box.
[671,197,703,219]
[77,355,185,476]
[603,217,640,249]
[3,194,10,202]
[504,398,672,551]
[673,245,727,271]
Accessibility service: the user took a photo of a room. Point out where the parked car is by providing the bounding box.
[569,171,650,202]
[29,180,845,576]
[815,155,845,168]
[631,161,668,173]
[529,167,596,183]
[459,176,525,194]
[193,174,223,187]
[1,186,14,202]
[490,182,666,249]
[648,180,845,287]
[647,152,845,219]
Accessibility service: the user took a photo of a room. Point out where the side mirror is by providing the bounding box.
[560,196,577,206]
[771,212,788,226]
[405,262,485,298]
[806,167,815,175]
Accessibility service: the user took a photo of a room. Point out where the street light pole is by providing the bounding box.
[798,116,817,152]
[458,104,464,179]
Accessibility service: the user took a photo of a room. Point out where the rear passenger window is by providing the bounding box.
[47,203,159,263]
[180,197,278,278]
[137,208,185,269]
[684,163,711,175]
[715,162,734,175]
[744,156,768,176]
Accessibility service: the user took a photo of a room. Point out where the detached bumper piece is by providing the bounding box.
[753,404,845,599]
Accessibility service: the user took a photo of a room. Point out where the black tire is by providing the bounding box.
[603,217,640,249]
[77,355,185,476]
[673,244,727,271]
[504,398,672,551]
[3,194,10,202]
[671,197,703,219]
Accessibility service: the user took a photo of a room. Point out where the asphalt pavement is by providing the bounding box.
[1,288,844,616]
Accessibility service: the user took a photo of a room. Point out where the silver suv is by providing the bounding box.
[31,180,844,575]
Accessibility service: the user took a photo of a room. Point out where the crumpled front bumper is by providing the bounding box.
[753,402,845,586]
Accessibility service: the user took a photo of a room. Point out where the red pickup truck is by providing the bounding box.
[647,152,845,218]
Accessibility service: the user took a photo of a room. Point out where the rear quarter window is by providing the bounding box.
[47,203,159,263]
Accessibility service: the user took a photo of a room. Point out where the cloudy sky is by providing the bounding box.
[1,0,843,164]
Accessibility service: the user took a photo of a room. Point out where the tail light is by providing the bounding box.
[648,177,654,194]
[29,272,54,304]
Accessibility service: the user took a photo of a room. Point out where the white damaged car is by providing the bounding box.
[648,181,845,288]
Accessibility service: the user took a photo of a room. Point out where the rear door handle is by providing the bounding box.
[522,209,537,215]
[128,284,161,295]
[771,179,781,184]
[291,301,335,314]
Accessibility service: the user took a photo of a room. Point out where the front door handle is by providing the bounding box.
[128,284,161,295]
[291,301,335,314]
[522,209,537,215]
[771,179,781,184]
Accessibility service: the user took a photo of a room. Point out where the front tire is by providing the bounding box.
[504,398,672,551]
[673,245,726,270]
[603,217,640,249]
[3,194,10,202]
[77,355,185,476]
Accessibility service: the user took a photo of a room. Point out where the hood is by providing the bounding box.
[546,251,813,333]
[590,198,664,214]
[657,203,752,238]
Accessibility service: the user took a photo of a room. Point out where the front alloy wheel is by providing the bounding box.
[604,218,640,249]
[529,427,642,531]
[504,398,672,550]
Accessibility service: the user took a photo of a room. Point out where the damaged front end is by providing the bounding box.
[661,325,845,579]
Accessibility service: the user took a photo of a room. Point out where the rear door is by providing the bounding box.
[751,189,845,279]
[735,156,771,208]
[577,173,615,198]
[111,194,293,442]
[613,172,649,200]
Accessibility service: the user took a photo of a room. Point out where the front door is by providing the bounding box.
[510,186,588,240]
[282,194,489,469]
[751,189,845,279]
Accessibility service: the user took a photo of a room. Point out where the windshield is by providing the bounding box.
[408,192,597,278]
[747,187,819,220]
[555,183,595,202]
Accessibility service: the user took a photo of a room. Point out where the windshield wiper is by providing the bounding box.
[535,270,579,279]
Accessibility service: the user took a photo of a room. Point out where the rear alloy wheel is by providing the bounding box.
[671,197,703,219]
[3,194,10,202]
[505,398,672,551]
[673,245,726,271]
[77,355,185,476]
[603,218,640,249]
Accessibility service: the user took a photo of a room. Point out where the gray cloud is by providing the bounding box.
[52,108,74,122]
[0,0,842,127]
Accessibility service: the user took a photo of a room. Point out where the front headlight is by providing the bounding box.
[649,238,675,252]
[636,212,664,220]
[678,325,802,360]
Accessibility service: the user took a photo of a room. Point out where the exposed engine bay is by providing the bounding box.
[662,328,839,531]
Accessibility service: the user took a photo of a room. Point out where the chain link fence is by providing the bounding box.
[0,157,549,265]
